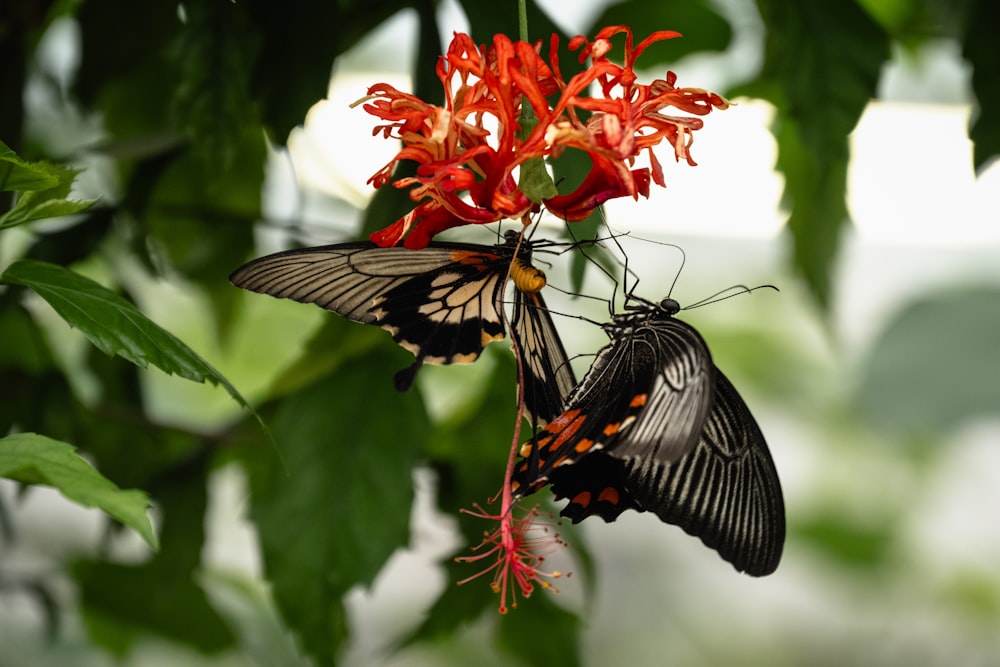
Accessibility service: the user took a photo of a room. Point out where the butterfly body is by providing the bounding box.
[514,294,785,576]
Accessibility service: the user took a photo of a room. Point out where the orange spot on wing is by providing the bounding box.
[571,491,592,508]
[630,393,648,408]
[597,487,621,504]
[602,422,620,436]
[449,250,492,268]
[574,438,594,454]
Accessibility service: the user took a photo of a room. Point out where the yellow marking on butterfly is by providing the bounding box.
[481,330,504,345]
[519,442,533,457]
[510,258,547,293]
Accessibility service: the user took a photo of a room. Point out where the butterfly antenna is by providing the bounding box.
[683,284,780,310]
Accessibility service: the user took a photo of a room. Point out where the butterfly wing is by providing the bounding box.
[622,370,785,576]
[230,241,511,386]
[512,311,714,495]
[510,288,576,427]
[546,451,639,522]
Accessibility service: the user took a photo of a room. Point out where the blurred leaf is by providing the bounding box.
[411,559,504,643]
[964,0,1000,171]
[170,0,259,171]
[496,591,581,667]
[738,0,888,308]
[795,511,894,568]
[858,287,1000,432]
[242,0,410,142]
[0,142,94,228]
[266,316,388,400]
[75,0,178,142]
[1,259,252,413]
[75,450,235,656]
[586,0,732,64]
[0,433,157,550]
[23,208,115,266]
[426,351,518,542]
[244,350,430,665]
[0,300,56,374]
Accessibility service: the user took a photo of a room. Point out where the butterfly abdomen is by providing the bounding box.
[510,257,547,294]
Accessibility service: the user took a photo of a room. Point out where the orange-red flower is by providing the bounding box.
[362,25,729,246]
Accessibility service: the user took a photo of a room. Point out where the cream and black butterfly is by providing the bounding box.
[512,290,786,577]
[229,230,576,427]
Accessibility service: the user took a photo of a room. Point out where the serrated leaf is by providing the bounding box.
[245,351,430,665]
[858,287,1000,432]
[0,433,157,550]
[775,115,849,310]
[741,0,888,307]
[1,259,252,412]
[0,144,94,228]
[0,139,59,190]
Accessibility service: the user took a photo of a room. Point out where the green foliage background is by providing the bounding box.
[2,0,1000,665]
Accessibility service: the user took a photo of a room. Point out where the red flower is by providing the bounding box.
[456,501,567,613]
[362,26,729,247]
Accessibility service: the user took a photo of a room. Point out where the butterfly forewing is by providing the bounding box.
[622,371,785,576]
[230,241,510,367]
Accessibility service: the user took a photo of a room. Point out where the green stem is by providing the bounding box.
[518,0,528,42]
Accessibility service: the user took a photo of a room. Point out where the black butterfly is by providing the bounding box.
[512,295,785,576]
[229,230,576,427]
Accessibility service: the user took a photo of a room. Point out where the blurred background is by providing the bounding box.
[2,0,999,665]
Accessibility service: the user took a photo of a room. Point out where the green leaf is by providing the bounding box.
[775,115,849,310]
[244,349,430,665]
[242,0,410,142]
[739,0,888,307]
[0,142,94,228]
[795,510,895,568]
[858,287,1000,433]
[586,0,733,64]
[1,259,252,413]
[964,0,1000,171]
[0,433,157,550]
[0,139,59,190]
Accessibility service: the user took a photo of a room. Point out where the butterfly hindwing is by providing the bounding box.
[621,370,785,576]
[547,451,639,522]
[511,288,577,427]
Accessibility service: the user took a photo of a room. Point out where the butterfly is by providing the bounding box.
[512,295,785,576]
[229,230,576,427]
